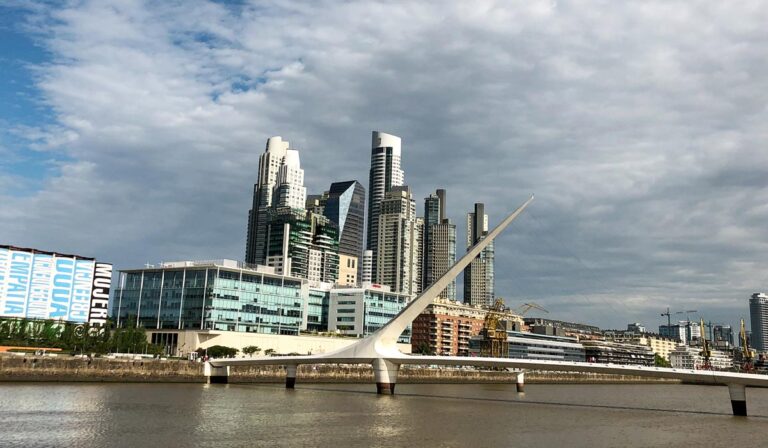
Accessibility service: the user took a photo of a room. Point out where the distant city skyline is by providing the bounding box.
[1,2,767,331]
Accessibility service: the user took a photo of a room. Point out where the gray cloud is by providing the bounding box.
[2,0,767,331]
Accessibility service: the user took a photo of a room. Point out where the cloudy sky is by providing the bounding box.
[2,0,767,331]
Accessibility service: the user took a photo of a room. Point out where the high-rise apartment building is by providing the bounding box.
[464,203,494,307]
[246,136,292,265]
[366,131,404,281]
[750,293,768,351]
[423,189,456,300]
[265,208,339,283]
[375,186,423,296]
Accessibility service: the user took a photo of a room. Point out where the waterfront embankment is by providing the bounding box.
[0,354,679,384]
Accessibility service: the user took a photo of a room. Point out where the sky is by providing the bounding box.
[1,0,767,332]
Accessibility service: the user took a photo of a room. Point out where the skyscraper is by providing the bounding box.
[750,293,768,351]
[464,203,494,307]
[323,181,365,286]
[245,136,291,265]
[366,131,404,280]
[423,189,456,300]
[376,186,423,296]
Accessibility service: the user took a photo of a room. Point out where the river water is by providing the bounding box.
[1,382,766,447]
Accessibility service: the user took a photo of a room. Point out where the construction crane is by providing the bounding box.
[698,318,711,370]
[479,298,510,358]
[740,318,755,372]
[514,302,549,316]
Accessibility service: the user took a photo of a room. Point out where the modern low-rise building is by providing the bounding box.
[328,285,411,343]
[470,331,585,362]
[113,260,310,335]
[670,345,733,370]
[604,331,679,362]
[582,340,654,366]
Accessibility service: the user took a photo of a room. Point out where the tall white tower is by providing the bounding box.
[367,131,404,280]
[273,149,307,209]
[246,136,291,265]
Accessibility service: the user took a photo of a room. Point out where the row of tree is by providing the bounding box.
[0,317,162,355]
[195,345,277,359]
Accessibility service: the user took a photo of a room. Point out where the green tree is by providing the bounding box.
[203,345,238,358]
[654,353,671,367]
[242,345,261,357]
[264,348,276,356]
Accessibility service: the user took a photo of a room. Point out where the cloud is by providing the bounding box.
[2,0,768,330]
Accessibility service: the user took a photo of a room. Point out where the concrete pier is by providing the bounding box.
[285,364,297,389]
[204,362,230,384]
[728,384,747,416]
[373,359,399,395]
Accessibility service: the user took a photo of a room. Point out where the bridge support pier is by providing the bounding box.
[204,362,230,384]
[373,359,399,395]
[516,372,525,393]
[286,364,297,389]
[728,384,747,416]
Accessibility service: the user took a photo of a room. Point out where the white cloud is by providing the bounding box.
[2,0,768,329]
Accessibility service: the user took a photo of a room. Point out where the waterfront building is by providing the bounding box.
[328,285,411,343]
[246,136,292,265]
[524,317,603,340]
[463,203,494,307]
[469,331,585,361]
[411,299,487,356]
[750,293,768,351]
[324,181,366,285]
[423,190,457,300]
[604,331,679,362]
[366,131,404,281]
[0,244,112,326]
[375,186,424,296]
[306,285,331,333]
[264,208,339,284]
[670,345,734,370]
[113,260,309,335]
[581,340,654,366]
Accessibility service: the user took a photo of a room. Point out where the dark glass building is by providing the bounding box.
[324,181,366,261]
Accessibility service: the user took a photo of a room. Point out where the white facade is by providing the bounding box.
[670,345,733,370]
[366,131,404,280]
[273,149,307,209]
[361,250,373,284]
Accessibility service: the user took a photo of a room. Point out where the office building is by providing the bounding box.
[582,340,654,366]
[423,190,456,300]
[246,136,292,265]
[366,131,404,281]
[604,331,679,361]
[470,331,585,362]
[750,293,768,351]
[670,345,733,370]
[324,181,366,285]
[375,186,424,296]
[113,260,309,334]
[627,323,646,333]
[464,203,494,307]
[328,285,411,343]
[411,299,487,356]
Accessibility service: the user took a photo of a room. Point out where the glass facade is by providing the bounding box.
[113,262,309,335]
[306,288,330,333]
[329,288,411,343]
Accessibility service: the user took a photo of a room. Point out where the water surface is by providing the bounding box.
[0,382,766,447]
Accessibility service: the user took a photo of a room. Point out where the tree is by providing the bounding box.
[654,353,671,368]
[242,345,261,357]
[205,345,239,358]
[264,348,276,356]
[414,342,434,355]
